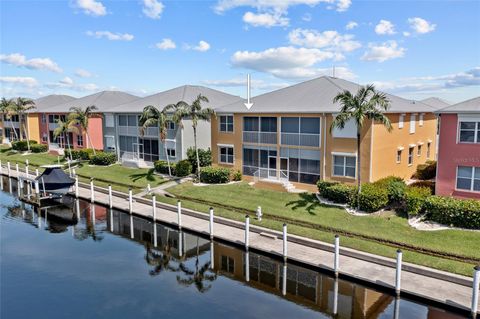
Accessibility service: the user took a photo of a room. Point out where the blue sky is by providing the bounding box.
[1,0,479,103]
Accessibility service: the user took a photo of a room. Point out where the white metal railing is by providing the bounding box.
[280,170,288,182]
[281,133,320,147]
[243,131,277,144]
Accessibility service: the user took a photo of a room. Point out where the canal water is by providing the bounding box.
[0,177,467,319]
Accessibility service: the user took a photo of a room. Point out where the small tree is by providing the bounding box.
[0,98,19,141]
[11,97,36,151]
[53,118,78,160]
[68,105,99,155]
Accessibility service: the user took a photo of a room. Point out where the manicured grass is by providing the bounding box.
[156,182,479,276]
[0,147,63,167]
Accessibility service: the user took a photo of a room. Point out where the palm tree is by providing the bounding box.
[139,105,174,176]
[53,118,78,161]
[330,84,392,195]
[68,105,99,155]
[171,94,216,180]
[10,98,36,150]
[0,98,19,141]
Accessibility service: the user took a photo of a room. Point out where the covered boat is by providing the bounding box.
[36,166,75,195]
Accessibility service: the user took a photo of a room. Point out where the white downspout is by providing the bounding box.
[322,113,327,180]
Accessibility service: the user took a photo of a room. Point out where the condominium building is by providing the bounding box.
[436,97,480,199]
[212,76,438,191]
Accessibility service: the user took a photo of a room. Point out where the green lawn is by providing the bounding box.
[157,181,479,276]
[0,147,63,168]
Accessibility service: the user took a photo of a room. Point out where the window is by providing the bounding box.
[260,117,277,132]
[409,114,416,134]
[41,114,46,123]
[243,117,259,131]
[119,115,128,126]
[281,117,320,147]
[396,150,402,163]
[408,147,414,165]
[221,255,235,274]
[48,114,66,124]
[333,155,356,178]
[427,142,431,159]
[456,166,480,192]
[42,133,48,143]
[459,121,480,143]
[220,115,234,132]
[399,114,405,129]
[167,121,175,130]
[219,146,234,164]
[419,113,424,126]
[77,135,83,147]
[105,114,114,127]
[167,148,176,158]
[417,145,422,156]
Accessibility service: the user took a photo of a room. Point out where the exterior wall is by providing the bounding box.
[181,119,211,159]
[371,113,437,181]
[27,113,40,142]
[436,113,480,199]
[86,116,104,150]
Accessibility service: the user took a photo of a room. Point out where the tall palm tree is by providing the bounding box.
[11,97,36,150]
[0,98,19,141]
[68,105,99,155]
[330,84,392,195]
[139,105,174,176]
[171,94,216,180]
[53,118,78,161]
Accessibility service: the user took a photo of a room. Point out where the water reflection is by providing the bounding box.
[0,176,467,319]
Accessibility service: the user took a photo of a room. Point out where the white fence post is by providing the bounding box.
[152,195,157,221]
[108,185,113,208]
[75,177,79,198]
[177,200,182,229]
[35,168,39,177]
[7,162,11,177]
[334,235,340,276]
[90,178,94,203]
[25,160,29,176]
[15,163,19,176]
[395,249,403,295]
[209,207,214,239]
[256,206,262,221]
[245,215,250,250]
[128,188,133,213]
[283,224,287,261]
[472,266,480,317]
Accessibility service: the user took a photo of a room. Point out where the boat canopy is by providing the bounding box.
[36,167,75,195]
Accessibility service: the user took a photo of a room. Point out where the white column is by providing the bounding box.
[395,249,403,295]
[15,163,19,176]
[177,200,182,229]
[147,183,151,194]
[90,178,94,203]
[209,207,214,239]
[75,177,79,198]
[108,185,113,208]
[472,266,480,317]
[7,162,11,176]
[393,296,400,319]
[245,215,250,250]
[334,235,340,275]
[35,180,40,195]
[152,195,157,221]
[128,188,133,213]
[282,224,287,260]
[35,168,39,177]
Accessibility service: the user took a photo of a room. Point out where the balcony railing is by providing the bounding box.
[117,126,160,137]
[243,131,277,144]
[281,133,320,147]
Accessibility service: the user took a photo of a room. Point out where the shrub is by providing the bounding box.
[357,183,389,212]
[403,186,432,215]
[409,180,435,193]
[231,170,242,181]
[322,183,357,205]
[69,148,95,160]
[89,152,117,166]
[424,196,480,229]
[374,176,406,204]
[175,160,192,177]
[317,180,339,196]
[200,166,231,184]
[11,140,37,151]
[154,160,176,175]
[414,160,437,180]
[187,147,212,173]
[30,144,48,153]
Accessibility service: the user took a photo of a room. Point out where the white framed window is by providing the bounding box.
[167,148,176,158]
[427,142,431,159]
[219,115,234,133]
[41,114,47,123]
[458,121,480,143]
[408,147,414,165]
[409,114,416,134]
[219,145,234,164]
[42,133,48,143]
[419,113,424,126]
[396,150,402,163]
[77,135,83,147]
[399,114,405,129]
[332,154,356,178]
[417,144,422,156]
[167,121,175,130]
[105,114,114,128]
[456,166,480,192]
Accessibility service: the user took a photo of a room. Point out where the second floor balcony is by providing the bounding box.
[281,132,320,147]
[243,131,277,144]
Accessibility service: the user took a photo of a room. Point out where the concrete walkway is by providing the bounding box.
[136,176,192,197]
[1,166,479,316]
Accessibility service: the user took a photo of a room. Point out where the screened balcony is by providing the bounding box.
[280,117,321,148]
[242,116,277,145]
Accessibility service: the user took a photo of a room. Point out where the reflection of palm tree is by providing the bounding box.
[145,243,179,276]
[176,238,217,293]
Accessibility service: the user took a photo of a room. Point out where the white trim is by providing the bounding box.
[409,143,416,147]
[427,139,433,143]
[397,146,405,150]
[217,143,234,148]
[331,151,357,156]
[219,114,234,133]
[455,165,480,193]
[218,145,234,165]
[322,114,327,180]
[457,118,480,144]
[419,113,424,127]
[396,149,402,164]
[332,153,357,179]
[417,141,424,145]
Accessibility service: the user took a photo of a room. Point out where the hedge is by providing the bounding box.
[200,166,231,184]
[414,160,437,180]
[30,144,48,153]
[403,186,432,215]
[154,160,176,175]
[69,149,95,161]
[358,183,389,212]
[89,152,117,166]
[424,196,480,229]
[373,176,406,205]
[187,147,212,173]
[317,180,339,195]
[321,183,357,205]
[12,140,37,151]
[409,180,435,193]
[231,170,242,181]
[175,160,192,177]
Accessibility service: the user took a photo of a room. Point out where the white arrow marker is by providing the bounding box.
[244,74,253,110]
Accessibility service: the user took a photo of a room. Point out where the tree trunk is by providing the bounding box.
[86,130,96,155]
[163,137,172,177]
[23,122,31,152]
[66,132,73,161]
[10,119,19,141]
[193,126,201,180]
[357,131,361,210]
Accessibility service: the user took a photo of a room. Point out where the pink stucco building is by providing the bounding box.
[436,97,480,199]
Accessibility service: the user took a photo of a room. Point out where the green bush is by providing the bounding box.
[409,180,435,193]
[403,186,432,215]
[89,152,117,166]
[175,159,192,177]
[414,160,437,180]
[11,140,37,151]
[187,147,212,173]
[322,183,357,205]
[357,183,389,212]
[317,180,339,195]
[154,160,176,175]
[424,196,480,229]
[69,148,95,160]
[231,170,242,181]
[200,166,231,184]
[373,176,406,204]
[30,144,48,153]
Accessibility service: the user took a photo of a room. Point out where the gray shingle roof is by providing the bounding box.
[420,97,451,110]
[103,85,241,113]
[33,94,76,112]
[41,91,139,113]
[436,96,480,114]
[216,76,437,114]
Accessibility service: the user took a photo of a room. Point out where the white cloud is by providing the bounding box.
[75,69,93,78]
[375,20,395,35]
[75,0,106,16]
[408,17,436,34]
[361,41,405,62]
[142,0,164,19]
[243,11,289,27]
[0,53,62,73]
[403,31,411,37]
[156,38,176,50]
[288,29,361,53]
[45,77,98,92]
[345,21,358,30]
[86,31,134,41]
[192,40,211,52]
[302,13,312,22]
[0,76,38,87]
[336,0,351,12]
